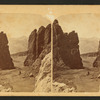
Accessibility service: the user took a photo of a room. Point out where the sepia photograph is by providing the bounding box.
[0,5,100,96]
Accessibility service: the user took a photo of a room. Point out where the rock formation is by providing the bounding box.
[93,41,100,67]
[53,82,76,92]
[24,29,37,66]
[24,24,51,92]
[25,19,83,92]
[24,24,51,67]
[53,19,83,70]
[34,53,51,92]
[0,31,14,69]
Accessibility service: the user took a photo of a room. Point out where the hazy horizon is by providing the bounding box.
[1,13,100,39]
[0,13,50,38]
[57,13,100,38]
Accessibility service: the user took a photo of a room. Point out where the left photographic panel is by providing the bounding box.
[0,13,51,92]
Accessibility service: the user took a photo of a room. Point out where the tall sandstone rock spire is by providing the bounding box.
[93,40,100,67]
[24,24,51,67]
[0,31,14,69]
[24,29,37,66]
[24,24,51,92]
[53,19,83,70]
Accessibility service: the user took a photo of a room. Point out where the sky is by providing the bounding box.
[58,13,100,38]
[1,13,100,39]
[0,5,100,54]
[0,5,100,38]
[0,13,50,38]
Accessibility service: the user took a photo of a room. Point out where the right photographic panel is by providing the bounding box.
[53,14,100,92]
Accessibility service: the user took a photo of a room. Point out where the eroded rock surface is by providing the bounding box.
[53,19,83,71]
[24,29,37,66]
[0,31,14,69]
[34,53,51,92]
[0,85,12,92]
[24,24,51,67]
[93,41,100,67]
[24,24,51,92]
[53,82,76,92]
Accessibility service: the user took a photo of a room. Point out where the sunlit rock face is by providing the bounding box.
[53,19,83,70]
[0,31,14,69]
[34,53,51,92]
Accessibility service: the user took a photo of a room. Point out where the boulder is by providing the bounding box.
[29,73,34,77]
[97,74,100,78]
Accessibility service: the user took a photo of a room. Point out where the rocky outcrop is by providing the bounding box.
[24,24,51,67]
[36,26,45,58]
[34,53,51,92]
[24,29,37,66]
[0,31,14,69]
[53,19,83,71]
[93,41,100,67]
[53,82,76,92]
[24,24,51,92]
[0,85,12,92]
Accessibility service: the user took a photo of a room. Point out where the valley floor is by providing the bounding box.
[53,56,100,92]
[0,55,35,92]
[0,53,99,92]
